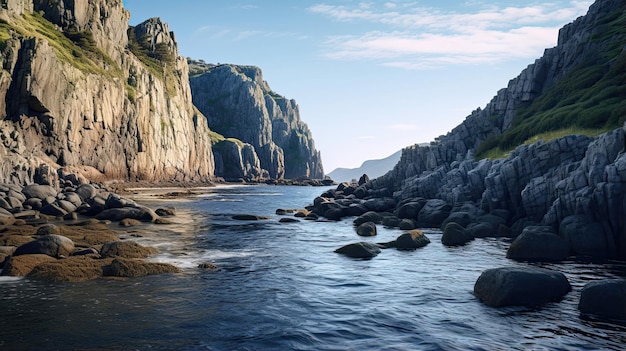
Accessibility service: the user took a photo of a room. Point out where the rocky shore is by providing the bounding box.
[0,169,188,282]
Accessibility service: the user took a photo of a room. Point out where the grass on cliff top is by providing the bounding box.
[476,7,626,160]
[208,130,245,148]
[4,12,119,78]
[481,127,608,160]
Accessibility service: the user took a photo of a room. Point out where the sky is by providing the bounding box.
[122,0,593,173]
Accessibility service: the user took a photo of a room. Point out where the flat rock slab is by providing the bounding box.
[474,266,571,307]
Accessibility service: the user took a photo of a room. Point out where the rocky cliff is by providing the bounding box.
[320,0,626,259]
[189,61,324,180]
[0,0,214,184]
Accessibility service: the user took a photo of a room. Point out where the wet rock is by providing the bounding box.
[14,235,75,258]
[100,241,158,259]
[1,254,56,276]
[442,222,474,246]
[398,219,416,230]
[156,208,176,217]
[198,262,218,270]
[356,222,377,237]
[507,226,570,262]
[441,212,474,230]
[385,230,430,250]
[27,256,113,282]
[579,280,626,322]
[279,218,300,223]
[353,211,384,226]
[96,206,158,222]
[395,200,426,219]
[417,199,452,228]
[40,204,68,217]
[106,258,181,278]
[474,266,571,307]
[334,242,381,259]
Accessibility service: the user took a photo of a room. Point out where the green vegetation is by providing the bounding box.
[127,27,178,96]
[476,8,626,159]
[5,12,118,77]
[208,129,226,145]
[0,19,11,50]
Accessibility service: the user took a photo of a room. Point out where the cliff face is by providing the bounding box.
[190,62,324,180]
[359,0,626,259]
[0,0,214,184]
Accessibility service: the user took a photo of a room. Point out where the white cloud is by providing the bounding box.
[309,1,593,69]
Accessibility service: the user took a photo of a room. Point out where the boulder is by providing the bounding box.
[441,212,474,230]
[417,199,451,228]
[96,206,158,222]
[578,280,626,321]
[155,208,176,217]
[27,256,113,282]
[22,184,57,200]
[75,184,97,201]
[395,201,426,219]
[1,254,56,276]
[441,222,474,246]
[106,258,181,278]
[474,266,571,307]
[467,222,497,238]
[507,226,570,262]
[40,203,68,217]
[100,241,158,259]
[385,230,430,250]
[398,219,416,230]
[324,207,345,221]
[353,211,383,226]
[35,224,61,236]
[334,242,381,259]
[560,215,614,259]
[356,222,377,237]
[13,235,75,258]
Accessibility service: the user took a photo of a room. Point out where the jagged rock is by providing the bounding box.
[334,242,381,259]
[0,5,215,184]
[442,222,474,246]
[356,222,377,237]
[13,235,75,258]
[578,280,626,322]
[190,63,323,180]
[474,266,571,307]
[507,226,570,262]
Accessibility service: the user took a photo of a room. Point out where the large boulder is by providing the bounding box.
[578,280,626,322]
[395,200,426,219]
[560,215,615,259]
[100,241,158,259]
[353,211,384,226]
[474,266,571,307]
[441,212,474,230]
[13,235,75,258]
[356,222,377,237]
[105,258,181,278]
[441,222,474,246]
[22,184,57,200]
[506,226,570,262]
[96,206,158,222]
[334,242,381,259]
[417,199,452,228]
[1,254,56,276]
[385,230,430,250]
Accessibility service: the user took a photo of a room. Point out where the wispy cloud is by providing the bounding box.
[194,26,308,42]
[309,1,593,69]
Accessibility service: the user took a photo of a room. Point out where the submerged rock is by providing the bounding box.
[335,242,381,259]
[474,266,571,307]
[579,280,626,322]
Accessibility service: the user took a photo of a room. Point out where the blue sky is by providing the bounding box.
[123,0,593,172]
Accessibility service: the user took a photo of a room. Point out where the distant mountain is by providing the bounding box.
[327,150,402,182]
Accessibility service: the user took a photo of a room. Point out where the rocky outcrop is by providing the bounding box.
[333,0,626,260]
[0,1,214,184]
[189,61,324,180]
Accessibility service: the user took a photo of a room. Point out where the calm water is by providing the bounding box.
[1,185,625,351]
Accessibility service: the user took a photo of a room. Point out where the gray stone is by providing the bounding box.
[22,185,57,200]
[356,222,377,237]
[75,184,97,201]
[560,215,614,259]
[417,199,452,228]
[474,266,571,307]
[14,235,75,258]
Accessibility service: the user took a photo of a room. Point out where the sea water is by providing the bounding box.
[0,185,625,350]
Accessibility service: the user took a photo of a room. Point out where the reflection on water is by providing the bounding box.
[1,185,625,351]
